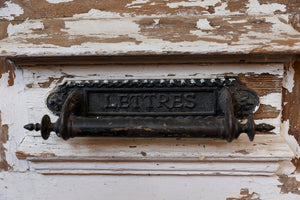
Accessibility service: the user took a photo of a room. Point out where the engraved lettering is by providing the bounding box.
[86,81,217,116]
[158,94,171,109]
[173,94,183,108]
[184,93,196,108]
[143,94,156,108]
[130,94,141,108]
[105,94,117,108]
[119,94,129,108]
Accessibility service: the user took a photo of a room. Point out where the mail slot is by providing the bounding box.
[24,77,274,142]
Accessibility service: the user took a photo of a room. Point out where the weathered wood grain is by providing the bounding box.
[283,59,300,144]
[1,172,299,200]
[0,15,300,56]
[0,0,300,56]
[17,134,293,162]
[0,1,300,198]
[0,0,299,20]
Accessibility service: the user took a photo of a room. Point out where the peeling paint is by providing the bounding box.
[38,74,74,88]
[259,93,281,110]
[0,1,24,20]
[21,18,143,47]
[0,0,296,22]
[268,16,300,41]
[7,23,23,37]
[0,1,299,198]
[196,19,214,30]
[278,175,300,195]
[198,155,206,160]
[46,0,74,4]
[238,73,282,97]
[253,104,280,119]
[247,0,286,15]
[289,14,300,33]
[234,150,250,155]
[0,111,11,171]
[153,19,160,26]
[226,0,248,13]
[0,58,15,87]
[1,14,300,56]
[72,9,122,19]
[6,20,44,37]
[126,0,150,8]
[38,77,57,88]
[282,59,300,148]
[292,158,300,173]
[282,63,295,93]
[167,0,220,9]
[0,21,9,40]
[276,161,296,176]
[138,17,200,42]
[280,120,300,157]
[226,188,261,200]
[63,19,140,37]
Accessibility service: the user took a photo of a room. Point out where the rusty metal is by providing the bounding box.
[24,78,274,141]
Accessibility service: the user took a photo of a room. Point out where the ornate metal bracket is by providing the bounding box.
[24,77,274,142]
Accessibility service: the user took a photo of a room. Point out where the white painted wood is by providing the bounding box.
[0,56,298,199]
[15,63,294,177]
[18,134,294,175]
[19,135,293,162]
[30,162,279,176]
[21,63,283,136]
[1,172,300,200]
[1,1,300,197]
[1,15,300,56]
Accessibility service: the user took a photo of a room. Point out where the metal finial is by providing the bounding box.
[24,123,41,131]
[24,115,54,140]
[255,123,275,132]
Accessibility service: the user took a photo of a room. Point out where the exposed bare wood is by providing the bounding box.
[282,59,300,145]
[0,111,11,171]
[0,0,299,20]
[6,54,298,66]
[1,0,300,198]
[0,15,300,56]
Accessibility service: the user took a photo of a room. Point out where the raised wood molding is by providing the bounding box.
[8,54,299,66]
[13,58,294,176]
[1,15,300,56]
[17,135,293,176]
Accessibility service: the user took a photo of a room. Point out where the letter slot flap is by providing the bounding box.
[24,77,274,142]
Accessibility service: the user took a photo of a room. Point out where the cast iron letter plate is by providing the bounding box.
[24,77,274,142]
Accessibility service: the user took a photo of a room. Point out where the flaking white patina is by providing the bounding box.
[1,1,300,199]
[72,9,122,19]
[126,0,150,8]
[247,0,286,15]
[46,0,74,4]
[167,0,220,9]
[0,1,23,20]
[260,93,282,110]
[196,19,214,30]
[283,63,295,93]
[281,120,300,157]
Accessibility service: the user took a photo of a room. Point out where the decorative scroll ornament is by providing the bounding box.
[24,77,274,142]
